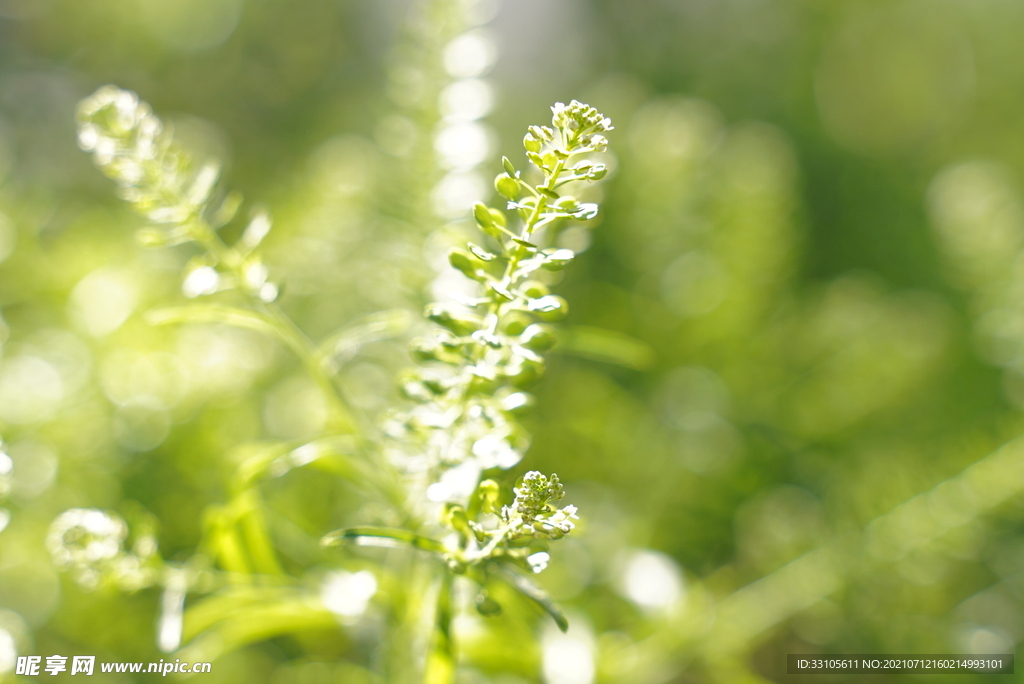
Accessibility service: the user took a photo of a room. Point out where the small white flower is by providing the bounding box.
[241,212,272,249]
[244,263,268,289]
[258,282,279,302]
[427,461,483,503]
[528,551,551,573]
[321,570,377,619]
[472,435,522,470]
[182,266,220,298]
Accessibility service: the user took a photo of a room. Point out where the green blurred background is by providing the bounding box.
[3,0,1024,682]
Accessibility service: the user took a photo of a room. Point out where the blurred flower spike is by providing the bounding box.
[47,508,159,591]
[77,86,214,227]
[77,85,279,304]
[74,79,608,669]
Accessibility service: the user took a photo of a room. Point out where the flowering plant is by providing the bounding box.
[49,86,611,683]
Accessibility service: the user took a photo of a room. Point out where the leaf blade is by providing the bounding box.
[490,562,569,632]
[145,304,278,336]
[321,526,446,554]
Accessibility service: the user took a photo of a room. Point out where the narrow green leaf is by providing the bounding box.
[317,309,413,368]
[511,238,538,251]
[321,527,445,554]
[490,562,569,632]
[233,489,285,575]
[229,437,361,492]
[424,573,455,684]
[467,243,496,261]
[182,586,299,643]
[180,596,342,662]
[145,304,277,336]
[230,442,292,491]
[557,325,656,371]
[202,506,253,576]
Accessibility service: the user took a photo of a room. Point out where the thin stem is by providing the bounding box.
[423,571,455,684]
[508,157,568,280]
[471,157,570,350]
[186,221,430,532]
[189,219,369,436]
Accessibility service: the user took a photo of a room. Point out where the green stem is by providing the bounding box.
[424,571,455,684]
[508,157,568,279]
[186,220,430,531]
[474,156,570,347]
[189,219,367,436]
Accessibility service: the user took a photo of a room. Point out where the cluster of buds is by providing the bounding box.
[524,99,611,159]
[438,471,577,579]
[77,86,278,303]
[46,508,160,591]
[500,471,578,542]
[385,102,612,503]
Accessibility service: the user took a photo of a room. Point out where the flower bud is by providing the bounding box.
[135,228,171,247]
[473,202,494,228]
[443,503,472,537]
[528,125,552,141]
[425,304,480,337]
[474,202,504,239]
[506,358,545,388]
[520,280,550,298]
[488,208,507,228]
[410,337,441,363]
[520,324,557,352]
[556,195,578,212]
[495,173,519,200]
[476,479,501,514]
[475,592,502,616]
[449,248,486,281]
[500,311,532,336]
[399,374,433,402]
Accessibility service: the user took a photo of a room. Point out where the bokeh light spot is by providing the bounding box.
[138,0,244,53]
[70,269,138,337]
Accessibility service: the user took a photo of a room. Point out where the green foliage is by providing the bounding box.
[7,1,1024,684]
[49,80,610,683]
